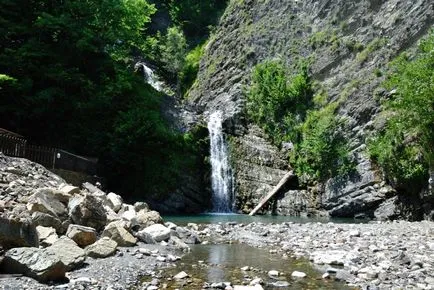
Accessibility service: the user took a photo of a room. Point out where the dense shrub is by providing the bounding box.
[368,32,433,191]
[246,60,354,181]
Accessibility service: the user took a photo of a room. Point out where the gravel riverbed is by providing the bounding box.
[199,220,434,290]
[1,220,434,289]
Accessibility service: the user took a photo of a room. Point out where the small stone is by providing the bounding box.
[322,273,330,279]
[241,266,251,271]
[174,271,189,279]
[268,270,279,277]
[156,256,166,262]
[291,271,306,278]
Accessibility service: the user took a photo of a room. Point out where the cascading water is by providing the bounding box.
[208,111,234,213]
[134,62,163,92]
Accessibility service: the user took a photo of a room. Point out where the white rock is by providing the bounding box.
[233,285,263,290]
[268,270,279,277]
[173,271,189,279]
[138,224,170,242]
[105,192,123,213]
[291,271,306,278]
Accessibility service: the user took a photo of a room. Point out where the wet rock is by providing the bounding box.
[2,247,66,282]
[270,281,289,287]
[138,224,170,242]
[68,193,107,231]
[85,237,117,258]
[66,224,97,247]
[168,236,190,251]
[46,236,85,271]
[102,221,137,247]
[0,216,39,249]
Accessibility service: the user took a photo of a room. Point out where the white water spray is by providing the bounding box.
[208,111,234,213]
[135,62,163,92]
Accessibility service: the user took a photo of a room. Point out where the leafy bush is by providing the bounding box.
[368,32,433,191]
[180,42,206,97]
[292,103,354,181]
[246,60,354,182]
[246,60,312,145]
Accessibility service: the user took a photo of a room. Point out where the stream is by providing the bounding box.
[141,214,359,289]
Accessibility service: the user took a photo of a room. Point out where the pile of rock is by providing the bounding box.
[0,153,198,284]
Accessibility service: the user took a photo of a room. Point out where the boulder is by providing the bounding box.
[2,247,66,282]
[85,237,117,258]
[102,221,137,247]
[104,205,121,223]
[46,236,85,271]
[58,184,80,196]
[135,210,162,230]
[169,236,190,251]
[66,224,97,247]
[68,194,107,231]
[137,231,157,244]
[27,188,67,218]
[82,182,106,198]
[137,224,170,242]
[134,202,149,212]
[31,212,64,234]
[105,192,123,213]
[36,226,58,247]
[0,216,39,249]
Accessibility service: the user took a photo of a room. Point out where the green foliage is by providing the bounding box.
[368,32,433,191]
[292,103,354,181]
[246,60,312,145]
[246,60,354,182]
[0,0,208,200]
[163,0,228,44]
[161,26,187,77]
[180,42,206,97]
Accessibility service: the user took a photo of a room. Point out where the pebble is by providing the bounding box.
[291,271,307,278]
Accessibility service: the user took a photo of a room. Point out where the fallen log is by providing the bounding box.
[249,171,295,216]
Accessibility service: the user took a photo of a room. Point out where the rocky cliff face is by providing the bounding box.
[188,0,434,219]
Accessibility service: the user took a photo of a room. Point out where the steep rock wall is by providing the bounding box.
[188,0,434,218]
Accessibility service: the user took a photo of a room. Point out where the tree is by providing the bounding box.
[160,26,187,94]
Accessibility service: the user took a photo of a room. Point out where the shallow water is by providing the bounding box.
[163,213,364,226]
[149,243,352,289]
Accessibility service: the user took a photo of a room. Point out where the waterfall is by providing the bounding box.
[208,111,234,213]
[134,62,163,92]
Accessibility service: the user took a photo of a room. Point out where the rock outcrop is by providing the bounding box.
[188,0,434,219]
[0,153,201,284]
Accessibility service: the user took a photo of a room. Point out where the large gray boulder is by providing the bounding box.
[137,224,170,242]
[102,221,137,247]
[2,247,66,282]
[85,237,117,258]
[46,236,86,271]
[66,224,97,247]
[68,194,107,231]
[0,217,39,249]
[27,188,67,218]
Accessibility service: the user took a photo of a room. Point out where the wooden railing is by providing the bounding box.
[0,134,97,175]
